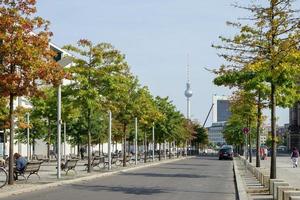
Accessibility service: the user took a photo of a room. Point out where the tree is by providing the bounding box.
[133,87,162,160]
[63,40,130,171]
[213,0,300,178]
[192,121,209,151]
[154,97,191,158]
[223,91,258,156]
[0,0,64,184]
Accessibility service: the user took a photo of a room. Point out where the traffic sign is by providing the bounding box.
[243,127,249,134]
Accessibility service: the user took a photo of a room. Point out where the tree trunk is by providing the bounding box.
[169,142,172,159]
[256,91,261,167]
[8,93,14,185]
[47,118,51,160]
[144,131,147,163]
[3,129,6,159]
[270,83,277,179]
[158,143,161,161]
[32,138,36,156]
[123,124,127,167]
[87,108,92,173]
[98,140,101,156]
[147,141,149,161]
[128,139,131,155]
[123,136,126,167]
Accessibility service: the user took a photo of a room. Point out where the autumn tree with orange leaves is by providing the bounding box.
[0,0,64,184]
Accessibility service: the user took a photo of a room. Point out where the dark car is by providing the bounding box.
[218,147,233,160]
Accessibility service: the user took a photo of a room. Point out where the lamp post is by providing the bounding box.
[152,123,155,162]
[57,84,61,179]
[108,111,112,170]
[135,117,138,165]
[26,113,30,160]
[64,122,66,163]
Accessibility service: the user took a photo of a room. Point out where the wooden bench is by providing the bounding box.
[61,159,78,175]
[84,156,105,170]
[32,154,49,162]
[15,161,43,181]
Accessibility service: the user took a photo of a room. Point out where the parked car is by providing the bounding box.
[218,146,233,160]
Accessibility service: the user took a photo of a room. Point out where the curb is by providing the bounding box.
[0,157,188,199]
[233,158,248,200]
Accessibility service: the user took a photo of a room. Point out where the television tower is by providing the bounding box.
[184,56,193,120]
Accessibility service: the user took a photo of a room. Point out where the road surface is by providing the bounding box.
[7,157,236,200]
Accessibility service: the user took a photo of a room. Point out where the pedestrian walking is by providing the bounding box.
[80,147,85,160]
[291,147,299,168]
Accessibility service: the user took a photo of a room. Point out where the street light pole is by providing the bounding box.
[64,122,66,163]
[26,113,30,161]
[57,84,61,179]
[152,123,155,162]
[164,140,167,160]
[135,117,138,165]
[108,111,112,170]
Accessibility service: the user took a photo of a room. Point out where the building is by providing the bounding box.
[207,122,226,146]
[289,103,300,150]
[212,95,231,123]
[208,95,231,145]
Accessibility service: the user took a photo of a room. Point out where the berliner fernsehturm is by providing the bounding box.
[184,59,192,120]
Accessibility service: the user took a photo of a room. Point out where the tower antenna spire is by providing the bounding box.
[187,54,190,83]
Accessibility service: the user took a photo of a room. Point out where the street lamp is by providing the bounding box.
[108,111,112,170]
[135,117,138,165]
[57,84,62,179]
[152,123,155,162]
[26,113,30,160]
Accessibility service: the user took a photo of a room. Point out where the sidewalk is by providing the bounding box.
[0,157,187,199]
[247,155,300,189]
[234,155,300,199]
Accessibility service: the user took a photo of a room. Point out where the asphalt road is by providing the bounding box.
[7,157,236,200]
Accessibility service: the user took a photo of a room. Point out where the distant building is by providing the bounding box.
[208,95,231,145]
[212,95,231,123]
[208,122,226,146]
[289,103,300,150]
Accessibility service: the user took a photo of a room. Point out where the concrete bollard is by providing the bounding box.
[263,175,270,189]
[284,191,300,200]
[270,179,285,195]
[278,186,294,200]
[273,182,289,200]
[290,196,300,200]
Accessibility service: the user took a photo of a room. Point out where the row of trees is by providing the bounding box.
[0,0,208,185]
[213,0,300,179]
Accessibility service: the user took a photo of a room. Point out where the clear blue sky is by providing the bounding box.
[36,0,297,126]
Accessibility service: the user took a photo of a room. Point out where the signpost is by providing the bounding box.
[243,127,249,160]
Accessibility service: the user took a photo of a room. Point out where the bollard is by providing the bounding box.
[277,186,294,200]
[290,196,300,200]
[283,191,300,200]
[273,182,289,200]
[270,179,285,195]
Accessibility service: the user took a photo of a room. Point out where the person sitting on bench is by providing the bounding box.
[14,153,27,180]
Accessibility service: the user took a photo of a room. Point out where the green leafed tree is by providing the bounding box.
[63,40,130,171]
[0,0,64,184]
[213,0,300,178]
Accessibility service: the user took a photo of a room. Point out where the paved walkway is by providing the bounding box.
[5,157,236,200]
[247,155,300,189]
[0,157,179,198]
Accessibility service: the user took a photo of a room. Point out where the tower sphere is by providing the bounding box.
[185,83,193,98]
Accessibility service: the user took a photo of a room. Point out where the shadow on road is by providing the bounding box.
[70,184,168,195]
[120,172,211,179]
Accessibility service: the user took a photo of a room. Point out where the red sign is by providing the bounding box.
[243,127,249,134]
